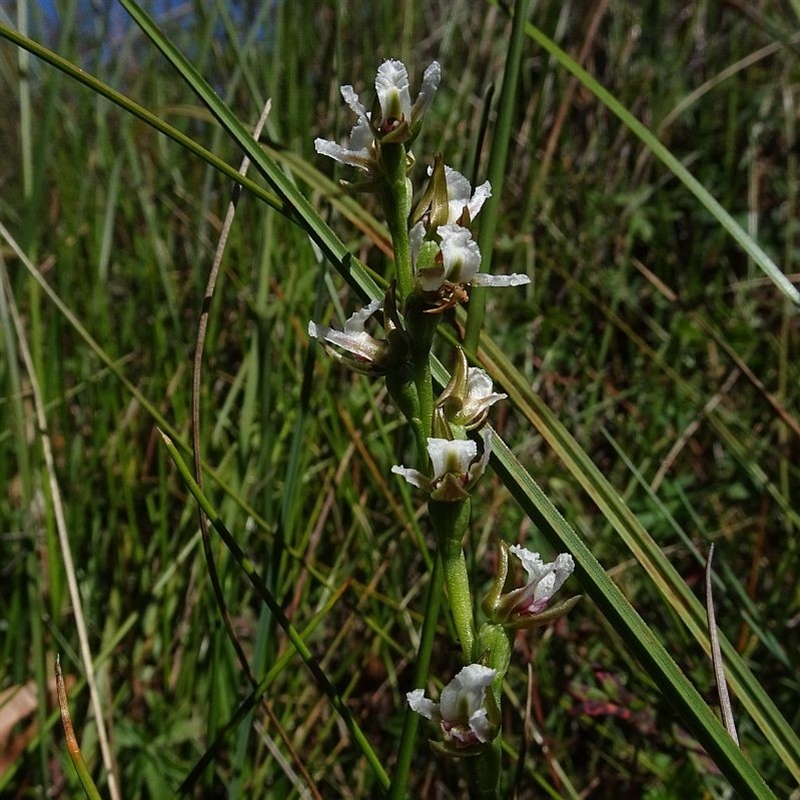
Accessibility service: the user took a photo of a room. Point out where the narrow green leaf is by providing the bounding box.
[517,13,800,311]
[487,432,777,799]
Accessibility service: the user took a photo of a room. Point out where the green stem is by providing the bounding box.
[413,356,433,444]
[429,499,476,661]
[403,293,439,443]
[385,366,427,463]
[381,142,414,301]
[465,741,501,800]
[388,552,444,800]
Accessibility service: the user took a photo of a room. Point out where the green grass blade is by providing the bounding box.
[158,430,391,792]
[517,13,800,312]
[486,432,777,799]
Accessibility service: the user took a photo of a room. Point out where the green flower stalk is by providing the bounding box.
[310,58,574,799]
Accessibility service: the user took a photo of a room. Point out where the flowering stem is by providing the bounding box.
[385,366,427,465]
[465,742,501,800]
[380,142,414,302]
[404,293,439,446]
[429,499,476,661]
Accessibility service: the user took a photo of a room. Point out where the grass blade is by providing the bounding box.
[518,12,800,311]
[158,429,391,792]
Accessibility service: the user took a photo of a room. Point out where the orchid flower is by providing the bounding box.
[392,429,492,501]
[482,542,579,629]
[436,348,506,430]
[407,663,498,749]
[409,162,530,297]
[314,59,441,176]
[308,294,409,375]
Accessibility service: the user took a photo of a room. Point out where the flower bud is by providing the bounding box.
[436,348,507,430]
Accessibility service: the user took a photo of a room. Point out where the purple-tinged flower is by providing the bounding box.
[482,542,579,629]
[508,545,575,614]
[407,663,498,749]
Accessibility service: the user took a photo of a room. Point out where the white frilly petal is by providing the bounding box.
[344,299,381,332]
[427,437,477,480]
[375,59,411,121]
[391,464,430,490]
[438,224,481,284]
[407,689,440,721]
[470,272,530,287]
[313,138,373,171]
[412,61,442,122]
[340,84,368,119]
[508,545,575,615]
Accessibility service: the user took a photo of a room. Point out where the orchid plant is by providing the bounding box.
[310,59,579,798]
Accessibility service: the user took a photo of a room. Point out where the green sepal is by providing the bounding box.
[501,594,582,630]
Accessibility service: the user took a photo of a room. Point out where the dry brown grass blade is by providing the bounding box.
[706,545,740,746]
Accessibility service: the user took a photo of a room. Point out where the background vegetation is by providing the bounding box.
[1,0,798,797]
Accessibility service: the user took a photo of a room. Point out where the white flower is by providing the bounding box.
[314,60,441,174]
[458,368,507,427]
[308,299,409,374]
[507,546,575,615]
[373,59,441,133]
[407,663,497,748]
[308,299,383,359]
[435,348,506,429]
[411,217,530,296]
[438,165,492,225]
[391,429,492,501]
